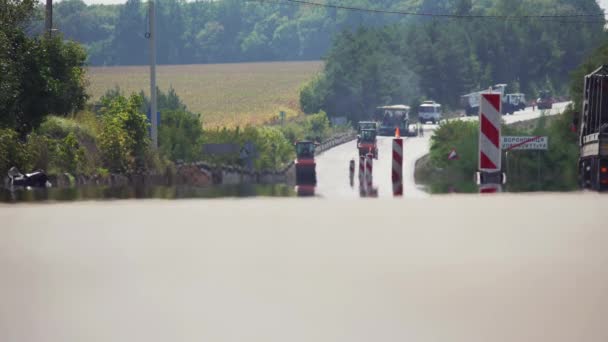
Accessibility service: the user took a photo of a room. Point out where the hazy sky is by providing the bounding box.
[80,0,608,9]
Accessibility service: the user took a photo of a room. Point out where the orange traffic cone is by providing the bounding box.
[395,127,401,138]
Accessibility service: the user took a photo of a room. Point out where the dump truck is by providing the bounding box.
[418,100,442,124]
[461,84,507,116]
[578,65,608,191]
[375,105,416,136]
[503,93,526,114]
[294,141,317,185]
[357,128,378,159]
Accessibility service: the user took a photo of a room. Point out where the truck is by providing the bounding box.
[357,128,378,159]
[418,100,442,124]
[578,65,608,191]
[357,121,377,143]
[375,105,417,136]
[294,141,317,185]
[461,84,507,116]
[536,90,554,110]
[503,93,526,115]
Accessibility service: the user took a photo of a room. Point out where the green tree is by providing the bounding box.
[99,94,150,173]
[111,0,146,65]
[159,109,203,162]
[54,132,86,174]
[0,0,88,135]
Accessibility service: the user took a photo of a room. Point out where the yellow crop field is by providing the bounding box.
[86,61,323,127]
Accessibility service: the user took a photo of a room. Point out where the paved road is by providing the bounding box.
[459,101,570,124]
[1,195,607,342]
[315,102,571,198]
[315,133,431,198]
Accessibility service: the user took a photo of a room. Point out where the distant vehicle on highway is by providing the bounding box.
[294,141,317,185]
[578,65,608,191]
[375,105,417,136]
[537,90,554,110]
[461,84,507,116]
[357,121,377,143]
[357,129,378,159]
[503,93,526,115]
[418,100,442,124]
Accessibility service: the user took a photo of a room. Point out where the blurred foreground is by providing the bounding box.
[1,194,607,342]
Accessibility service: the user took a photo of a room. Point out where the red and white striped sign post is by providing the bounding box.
[359,155,365,184]
[477,93,505,193]
[365,151,374,188]
[392,136,403,196]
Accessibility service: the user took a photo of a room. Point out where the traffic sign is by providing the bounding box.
[502,136,548,151]
[448,148,459,160]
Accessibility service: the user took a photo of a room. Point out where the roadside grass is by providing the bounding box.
[86,61,322,128]
[415,110,579,193]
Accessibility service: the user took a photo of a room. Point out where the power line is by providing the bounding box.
[249,0,606,23]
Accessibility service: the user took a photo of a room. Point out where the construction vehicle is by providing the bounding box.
[357,129,378,159]
[578,65,608,191]
[418,100,442,124]
[357,121,377,143]
[295,185,316,197]
[461,84,507,116]
[294,141,317,185]
[502,93,526,115]
[536,90,554,110]
[358,121,377,134]
[375,105,417,136]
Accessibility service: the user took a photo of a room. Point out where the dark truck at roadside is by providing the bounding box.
[536,90,554,110]
[578,65,608,191]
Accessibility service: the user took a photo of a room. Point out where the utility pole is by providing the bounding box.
[149,0,158,149]
[45,0,53,37]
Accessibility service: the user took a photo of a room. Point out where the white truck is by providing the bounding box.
[461,84,507,116]
[418,100,442,124]
[503,93,526,114]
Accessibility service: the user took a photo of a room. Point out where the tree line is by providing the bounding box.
[299,0,606,122]
[2,0,346,177]
[38,0,426,66]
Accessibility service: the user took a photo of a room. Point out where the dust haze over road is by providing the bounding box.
[1,196,608,342]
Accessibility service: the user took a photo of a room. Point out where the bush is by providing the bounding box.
[280,123,306,144]
[254,126,293,170]
[99,94,150,173]
[0,128,28,176]
[304,111,330,141]
[159,109,204,162]
[25,133,52,171]
[300,76,326,114]
[38,115,97,142]
[427,120,479,191]
[422,111,580,193]
[54,132,87,174]
[36,115,100,174]
[201,125,294,170]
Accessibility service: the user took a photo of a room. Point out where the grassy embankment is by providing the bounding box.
[87,61,323,128]
[415,111,579,193]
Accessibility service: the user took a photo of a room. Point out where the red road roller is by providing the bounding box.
[294,141,317,185]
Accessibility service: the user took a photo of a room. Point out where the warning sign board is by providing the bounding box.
[502,136,548,151]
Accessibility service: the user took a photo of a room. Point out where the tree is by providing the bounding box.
[111,0,146,65]
[1,0,88,135]
[99,94,150,172]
